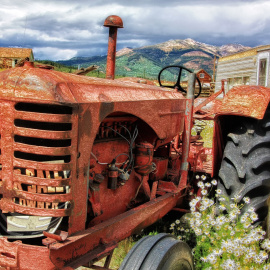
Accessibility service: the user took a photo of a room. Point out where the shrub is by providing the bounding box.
[170,178,270,269]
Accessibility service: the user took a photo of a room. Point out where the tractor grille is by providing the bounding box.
[0,102,77,238]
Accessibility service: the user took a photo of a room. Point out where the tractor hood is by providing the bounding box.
[0,64,184,105]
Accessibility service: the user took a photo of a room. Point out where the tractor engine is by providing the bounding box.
[87,114,179,227]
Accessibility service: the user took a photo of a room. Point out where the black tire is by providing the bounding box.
[119,233,194,270]
[218,111,270,227]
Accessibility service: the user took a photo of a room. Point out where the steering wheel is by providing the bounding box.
[158,65,202,98]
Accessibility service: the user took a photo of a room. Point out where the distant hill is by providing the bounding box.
[57,39,250,80]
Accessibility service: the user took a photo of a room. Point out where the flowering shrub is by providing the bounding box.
[170,176,270,269]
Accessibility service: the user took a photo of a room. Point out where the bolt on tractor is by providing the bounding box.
[0,15,270,270]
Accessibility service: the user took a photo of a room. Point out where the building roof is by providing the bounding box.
[219,45,270,62]
[194,69,211,76]
[0,47,33,58]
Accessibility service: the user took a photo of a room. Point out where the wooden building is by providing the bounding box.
[181,69,213,97]
[0,48,34,68]
[194,69,212,85]
[215,45,270,93]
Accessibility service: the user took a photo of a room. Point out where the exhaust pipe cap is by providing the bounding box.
[104,15,123,28]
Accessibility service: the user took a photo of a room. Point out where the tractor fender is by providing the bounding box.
[217,85,270,119]
[210,85,270,178]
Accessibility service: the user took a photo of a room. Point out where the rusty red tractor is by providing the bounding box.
[0,15,270,270]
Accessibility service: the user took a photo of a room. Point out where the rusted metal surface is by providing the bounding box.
[0,237,54,269]
[49,192,183,269]
[194,79,225,114]
[178,73,196,189]
[0,192,183,269]
[0,101,77,222]
[104,15,123,80]
[134,143,154,175]
[0,238,21,268]
[116,77,156,85]
[43,230,68,242]
[218,85,270,119]
[104,15,123,29]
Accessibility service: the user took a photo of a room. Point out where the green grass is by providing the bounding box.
[78,237,135,270]
[192,119,214,148]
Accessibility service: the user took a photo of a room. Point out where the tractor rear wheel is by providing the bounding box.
[218,112,270,232]
[119,233,194,270]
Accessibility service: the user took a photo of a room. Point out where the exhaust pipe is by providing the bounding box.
[104,15,123,80]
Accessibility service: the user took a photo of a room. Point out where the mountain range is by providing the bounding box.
[57,38,251,79]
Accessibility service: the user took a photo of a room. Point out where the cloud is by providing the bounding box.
[0,0,269,60]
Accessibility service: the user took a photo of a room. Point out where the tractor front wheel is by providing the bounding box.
[119,233,194,270]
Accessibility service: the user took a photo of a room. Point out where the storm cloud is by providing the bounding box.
[1,0,269,60]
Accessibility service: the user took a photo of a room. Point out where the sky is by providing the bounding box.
[1,0,270,61]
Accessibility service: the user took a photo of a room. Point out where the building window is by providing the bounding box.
[227,76,250,91]
[234,77,242,86]
[243,76,250,85]
[257,52,269,87]
[199,73,205,78]
[227,78,233,91]
[258,58,267,86]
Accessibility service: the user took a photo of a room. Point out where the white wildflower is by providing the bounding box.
[216,189,222,195]
[216,216,227,226]
[194,228,202,235]
[221,259,237,270]
[259,250,268,261]
[201,189,208,196]
[229,211,237,221]
[250,212,258,222]
[205,182,211,188]
[230,203,237,209]
[199,205,207,211]
[213,249,223,256]
[243,197,250,204]
[211,179,217,185]
[254,255,265,264]
[197,181,204,188]
[189,199,197,207]
[247,206,255,213]
[231,194,241,202]
[206,253,217,264]
[201,175,207,181]
[218,196,225,201]
[193,212,201,219]
[261,239,270,251]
